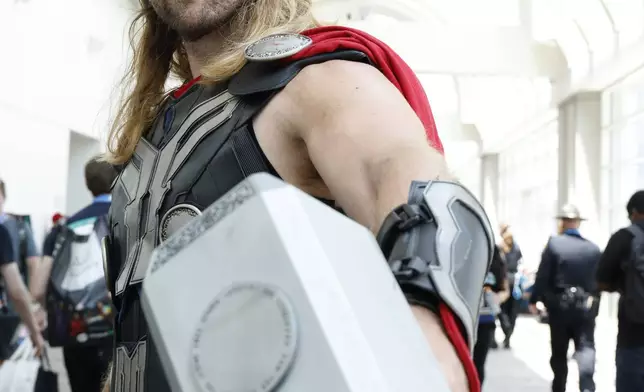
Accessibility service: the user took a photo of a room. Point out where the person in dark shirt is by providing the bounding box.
[530,204,600,392]
[0,224,44,358]
[596,190,644,392]
[473,244,508,386]
[32,157,117,392]
[0,179,41,296]
[497,223,523,349]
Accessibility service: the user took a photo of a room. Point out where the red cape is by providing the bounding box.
[294,26,444,155]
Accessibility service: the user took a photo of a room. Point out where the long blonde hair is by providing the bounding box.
[106,0,318,165]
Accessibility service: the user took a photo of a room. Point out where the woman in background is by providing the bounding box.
[498,224,523,348]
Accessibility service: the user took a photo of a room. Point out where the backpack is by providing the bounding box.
[46,216,114,347]
[622,224,644,324]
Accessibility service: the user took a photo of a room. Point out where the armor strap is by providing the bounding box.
[377,180,494,392]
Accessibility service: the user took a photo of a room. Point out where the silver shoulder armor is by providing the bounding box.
[376,180,494,350]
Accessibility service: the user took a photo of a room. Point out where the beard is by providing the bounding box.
[149,0,247,41]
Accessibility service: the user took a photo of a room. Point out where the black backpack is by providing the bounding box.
[623,224,644,324]
[46,216,114,347]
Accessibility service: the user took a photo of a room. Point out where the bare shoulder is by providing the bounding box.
[284,60,403,112]
[280,60,426,144]
[291,60,391,94]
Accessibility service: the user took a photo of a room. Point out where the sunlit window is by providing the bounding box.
[601,70,644,233]
[497,120,559,269]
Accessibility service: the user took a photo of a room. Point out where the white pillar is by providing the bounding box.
[557,92,602,244]
[558,92,617,320]
[480,153,500,239]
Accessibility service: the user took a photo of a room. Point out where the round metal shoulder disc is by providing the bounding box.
[244,33,312,62]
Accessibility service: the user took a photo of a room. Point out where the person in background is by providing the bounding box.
[596,190,644,392]
[530,204,600,392]
[51,212,65,226]
[497,223,523,349]
[0,224,45,358]
[0,179,41,300]
[0,179,43,361]
[32,157,117,392]
[473,244,508,386]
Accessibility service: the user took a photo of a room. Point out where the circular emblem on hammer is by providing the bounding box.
[190,283,298,392]
[159,204,201,242]
[244,33,312,62]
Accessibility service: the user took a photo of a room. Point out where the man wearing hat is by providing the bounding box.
[529,204,601,392]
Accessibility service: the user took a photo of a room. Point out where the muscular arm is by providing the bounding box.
[283,60,465,392]
[284,60,450,232]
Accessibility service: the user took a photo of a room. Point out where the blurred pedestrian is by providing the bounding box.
[497,223,523,349]
[530,204,600,392]
[597,191,644,392]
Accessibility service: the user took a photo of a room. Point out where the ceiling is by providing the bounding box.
[312,0,644,147]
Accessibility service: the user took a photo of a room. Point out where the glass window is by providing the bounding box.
[633,115,644,159]
[619,121,640,163]
[601,167,612,208]
[619,163,640,205]
[611,126,623,165]
[600,129,611,168]
[497,120,558,268]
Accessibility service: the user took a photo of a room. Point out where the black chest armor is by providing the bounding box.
[106,50,369,392]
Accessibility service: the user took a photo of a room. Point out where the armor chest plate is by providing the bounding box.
[109,88,242,296]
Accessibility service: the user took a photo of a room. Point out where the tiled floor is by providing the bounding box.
[48,315,619,392]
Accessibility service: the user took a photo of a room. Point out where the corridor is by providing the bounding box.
[485,316,617,392]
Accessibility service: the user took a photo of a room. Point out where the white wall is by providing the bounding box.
[0,0,133,141]
[0,105,70,247]
[0,0,133,248]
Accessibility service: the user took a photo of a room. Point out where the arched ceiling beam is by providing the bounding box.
[347,21,567,78]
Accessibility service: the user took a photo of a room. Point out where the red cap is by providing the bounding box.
[52,213,64,224]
